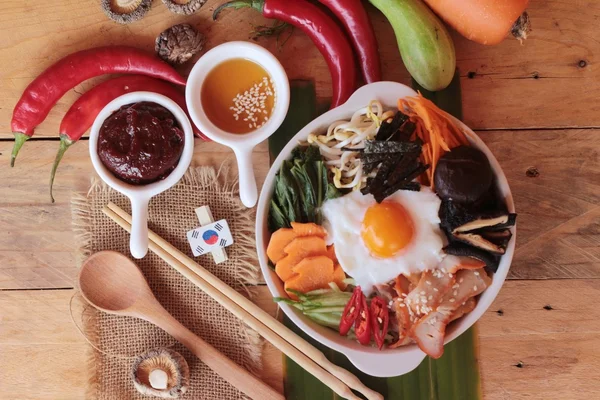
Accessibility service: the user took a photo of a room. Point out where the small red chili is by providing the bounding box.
[370,296,390,350]
[354,293,371,345]
[10,46,186,167]
[213,0,357,109]
[339,286,363,336]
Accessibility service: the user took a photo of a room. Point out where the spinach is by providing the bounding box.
[268,145,341,230]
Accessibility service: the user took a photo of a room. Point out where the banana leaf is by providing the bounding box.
[268,72,481,400]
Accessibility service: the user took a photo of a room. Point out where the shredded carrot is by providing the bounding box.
[399,93,468,188]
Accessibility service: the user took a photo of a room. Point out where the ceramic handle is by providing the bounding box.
[130,197,149,259]
[152,310,283,400]
[234,147,258,208]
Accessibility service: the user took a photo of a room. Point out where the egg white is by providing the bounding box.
[321,187,445,292]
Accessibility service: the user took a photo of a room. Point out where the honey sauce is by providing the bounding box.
[201,58,276,134]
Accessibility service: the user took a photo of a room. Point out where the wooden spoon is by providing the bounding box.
[78,251,283,400]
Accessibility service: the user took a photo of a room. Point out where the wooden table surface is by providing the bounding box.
[1,1,599,399]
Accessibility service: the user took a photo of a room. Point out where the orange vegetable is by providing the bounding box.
[398,93,468,187]
[332,264,347,290]
[275,236,329,281]
[422,0,529,45]
[285,256,335,299]
[326,245,337,263]
[291,221,327,237]
[267,223,328,264]
[266,228,297,264]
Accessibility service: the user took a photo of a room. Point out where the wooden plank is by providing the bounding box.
[0,289,88,399]
[3,281,600,399]
[478,279,600,400]
[2,0,600,138]
[0,139,269,289]
[480,129,600,279]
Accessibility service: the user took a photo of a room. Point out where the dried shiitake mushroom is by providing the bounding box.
[162,0,207,15]
[131,348,190,398]
[155,24,205,65]
[101,0,152,24]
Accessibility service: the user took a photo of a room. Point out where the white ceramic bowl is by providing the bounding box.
[186,41,290,208]
[256,82,516,377]
[89,91,194,259]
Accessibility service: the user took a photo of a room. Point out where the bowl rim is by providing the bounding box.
[255,81,516,377]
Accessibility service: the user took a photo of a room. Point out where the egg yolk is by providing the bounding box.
[361,202,414,258]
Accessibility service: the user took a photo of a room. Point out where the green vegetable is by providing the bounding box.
[269,145,340,231]
[274,288,351,328]
[369,0,456,91]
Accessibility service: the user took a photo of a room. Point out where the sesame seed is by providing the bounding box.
[420,291,426,295]
[453,291,458,296]
[449,298,456,303]
[473,285,478,291]
[433,288,439,292]
[460,278,464,283]
[399,303,406,307]
[426,281,432,285]
[474,271,480,276]
[428,295,433,300]
[452,283,459,289]
[377,317,383,324]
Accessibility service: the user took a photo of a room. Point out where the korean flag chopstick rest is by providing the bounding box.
[187,219,234,257]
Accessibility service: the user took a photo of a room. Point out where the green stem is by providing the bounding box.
[212,0,264,20]
[49,136,73,203]
[10,133,30,167]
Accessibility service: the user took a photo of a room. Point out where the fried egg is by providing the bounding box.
[322,188,445,292]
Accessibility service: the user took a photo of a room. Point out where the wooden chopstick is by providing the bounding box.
[104,203,383,400]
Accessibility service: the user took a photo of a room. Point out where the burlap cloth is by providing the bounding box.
[72,166,264,400]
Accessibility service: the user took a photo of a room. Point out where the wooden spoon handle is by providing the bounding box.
[148,310,283,400]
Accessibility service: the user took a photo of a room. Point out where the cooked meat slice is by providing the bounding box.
[449,297,477,322]
[405,270,455,316]
[439,255,486,274]
[410,311,449,359]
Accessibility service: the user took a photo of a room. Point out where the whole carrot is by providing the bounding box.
[49,75,206,203]
[11,46,186,167]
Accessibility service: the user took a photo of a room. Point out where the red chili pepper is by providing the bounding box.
[213,0,357,109]
[370,296,390,350]
[355,292,371,345]
[10,46,187,167]
[339,286,363,336]
[48,75,206,203]
[317,0,381,83]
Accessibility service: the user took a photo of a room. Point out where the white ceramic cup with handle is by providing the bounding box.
[186,41,290,208]
[89,92,195,259]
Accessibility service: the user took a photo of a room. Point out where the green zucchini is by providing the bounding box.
[370,0,456,91]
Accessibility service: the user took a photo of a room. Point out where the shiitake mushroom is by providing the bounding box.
[101,0,152,24]
[434,145,493,203]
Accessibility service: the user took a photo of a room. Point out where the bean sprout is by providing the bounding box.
[307,100,395,190]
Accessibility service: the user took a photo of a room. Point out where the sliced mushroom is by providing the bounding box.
[131,348,189,398]
[453,232,506,254]
[444,243,501,272]
[452,214,516,233]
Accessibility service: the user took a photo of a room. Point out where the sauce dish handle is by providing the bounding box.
[234,146,258,208]
[130,196,150,259]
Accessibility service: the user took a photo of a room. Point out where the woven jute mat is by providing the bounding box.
[71,166,263,400]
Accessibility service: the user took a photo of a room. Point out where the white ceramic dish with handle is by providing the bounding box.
[255,81,516,377]
[186,41,290,208]
[89,91,195,259]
